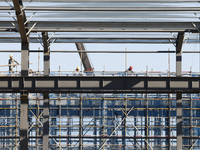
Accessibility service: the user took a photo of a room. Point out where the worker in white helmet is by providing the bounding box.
[73,67,80,76]
[8,54,19,73]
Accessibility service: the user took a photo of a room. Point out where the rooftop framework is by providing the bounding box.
[0,0,200,149]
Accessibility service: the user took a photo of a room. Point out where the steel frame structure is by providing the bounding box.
[0,0,200,149]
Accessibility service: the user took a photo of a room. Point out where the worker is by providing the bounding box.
[73,67,81,76]
[128,66,133,71]
[125,66,133,76]
[76,67,80,72]
[29,69,34,76]
[8,54,19,74]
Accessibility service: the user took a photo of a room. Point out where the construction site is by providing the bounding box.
[0,0,200,150]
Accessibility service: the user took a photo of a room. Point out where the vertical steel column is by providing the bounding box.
[67,111,70,149]
[176,32,184,76]
[42,32,50,150]
[12,1,30,147]
[12,0,29,76]
[168,63,171,150]
[20,30,29,150]
[79,95,83,150]
[99,99,102,149]
[111,111,115,149]
[94,109,97,150]
[36,94,39,150]
[168,94,171,150]
[103,97,106,150]
[145,94,148,150]
[176,94,182,150]
[176,32,184,150]
[43,93,49,150]
[134,116,137,148]
[21,43,29,75]
[42,32,50,76]
[59,94,61,149]
[15,94,18,150]
[190,95,193,147]
[122,97,127,150]
[20,92,28,150]
[101,96,106,150]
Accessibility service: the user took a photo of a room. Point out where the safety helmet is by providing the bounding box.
[9,54,13,58]
[129,66,133,71]
[76,67,80,70]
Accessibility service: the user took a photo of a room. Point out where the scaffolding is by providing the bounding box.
[0,93,199,150]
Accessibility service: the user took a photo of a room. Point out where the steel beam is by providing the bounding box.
[0,135,198,139]
[21,43,29,76]
[0,37,200,44]
[42,32,50,149]
[1,21,200,32]
[1,50,200,53]
[3,50,200,53]
[43,93,49,150]
[75,43,94,72]
[1,0,199,2]
[101,96,106,149]
[168,94,171,150]
[99,99,102,149]
[42,32,50,76]
[4,6,200,11]
[176,93,182,150]
[190,95,193,148]
[12,0,29,76]
[176,32,184,76]
[67,111,71,149]
[24,22,200,32]
[79,96,83,150]
[145,94,148,150]
[93,111,97,150]
[12,0,28,44]
[176,32,184,150]
[0,76,200,93]
[36,94,40,149]
[20,92,28,150]
[122,97,127,150]
[13,1,30,149]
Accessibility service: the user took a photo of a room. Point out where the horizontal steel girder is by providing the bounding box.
[0,76,200,93]
[3,6,200,11]
[0,38,199,44]
[0,21,199,32]
[0,0,199,3]
[0,135,198,139]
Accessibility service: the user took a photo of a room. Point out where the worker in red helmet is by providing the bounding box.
[128,66,133,71]
[125,66,133,76]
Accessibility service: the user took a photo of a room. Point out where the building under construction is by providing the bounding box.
[0,0,200,150]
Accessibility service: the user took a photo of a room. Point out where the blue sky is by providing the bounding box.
[0,42,200,73]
